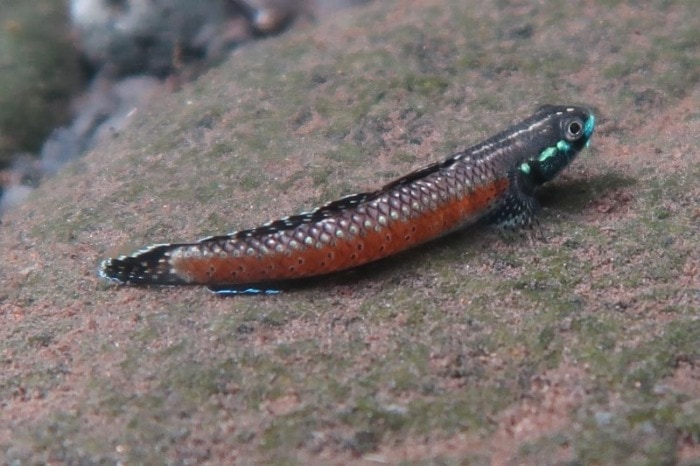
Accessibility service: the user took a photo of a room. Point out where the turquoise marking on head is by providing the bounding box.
[583,113,596,147]
[557,140,571,152]
[525,107,596,186]
[584,113,596,138]
[537,146,558,163]
[533,140,577,183]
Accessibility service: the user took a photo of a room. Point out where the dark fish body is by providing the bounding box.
[100,105,596,294]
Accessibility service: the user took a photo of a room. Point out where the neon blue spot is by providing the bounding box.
[210,287,281,295]
[537,146,557,163]
[519,162,531,174]
[584,114,596,138]
[557,140,571,152]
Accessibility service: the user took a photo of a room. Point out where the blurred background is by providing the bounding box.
[0,0,370,215]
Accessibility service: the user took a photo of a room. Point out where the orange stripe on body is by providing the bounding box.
[172,178,510,286]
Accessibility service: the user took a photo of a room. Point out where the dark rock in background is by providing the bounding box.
[0,0,83,168]
[0,0,324,214]
[69,0,313,77]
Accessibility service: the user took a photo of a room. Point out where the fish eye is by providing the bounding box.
[563,117,584,141]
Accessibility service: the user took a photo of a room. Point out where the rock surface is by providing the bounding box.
[1,0,698,464]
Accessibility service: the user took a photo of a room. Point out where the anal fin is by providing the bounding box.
[207,285,281,296]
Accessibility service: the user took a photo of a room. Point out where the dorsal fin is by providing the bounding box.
[200,191,374,242]
[201,151,466,243]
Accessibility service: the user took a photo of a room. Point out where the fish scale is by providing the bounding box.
[100,104,596,294]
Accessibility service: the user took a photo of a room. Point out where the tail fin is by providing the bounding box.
[99,244,187,286]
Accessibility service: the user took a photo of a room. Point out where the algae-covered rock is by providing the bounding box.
[0,0,82,167]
